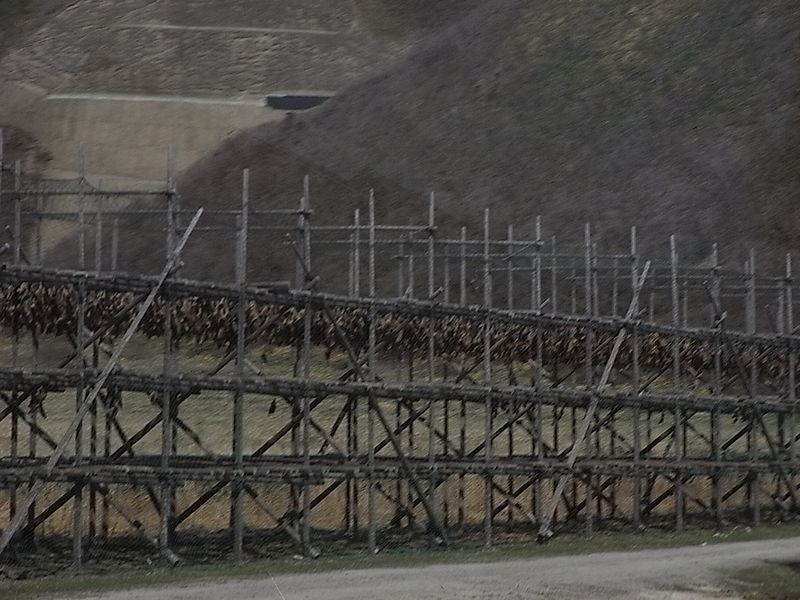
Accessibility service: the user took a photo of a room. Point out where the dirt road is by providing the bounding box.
[70,536,800,599]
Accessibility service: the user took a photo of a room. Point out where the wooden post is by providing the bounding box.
[784,253,797,518]
[681,281,689,328]
[710,243,724,527]
[592,241,599,318]
[533,217,543,525]
[35,193,43,264]
[73,182,86,569]
[612,257,619,318]
[0,129,4,214]
[301,175,314,556]
[13,161,21,266]
[551,235,558,315]
[631,226,641,530]
[747,250,760,526]
[232,169,249,560]
[583,223,593,536]
[367,191,377,553]
[427,193,437,526]
[442,237,450,528]
[88,206,102,543]
[584,224,593,383]
[458,227,467,529]
[506,224,515,527]
[483,209,493,547]
[670,235,684,531]
[102,219,117,539]
[160,175,177,561]
[354,209,361,297]
[9,161,21,535]
[111,218,119,272]
[786,254,796,466]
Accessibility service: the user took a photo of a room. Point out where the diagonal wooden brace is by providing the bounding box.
[0,208,203,559]
[538,261,651,540]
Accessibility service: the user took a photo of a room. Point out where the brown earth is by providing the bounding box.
[50,0,796,289]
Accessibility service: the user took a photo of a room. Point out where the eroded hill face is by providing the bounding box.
[148,0,797,282]
[0,1,477,181]
[19,0,800,287]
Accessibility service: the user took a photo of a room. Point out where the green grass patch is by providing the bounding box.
[728,561,800,599]
[5,524,800,599]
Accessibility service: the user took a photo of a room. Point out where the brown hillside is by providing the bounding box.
[49,0,800,288]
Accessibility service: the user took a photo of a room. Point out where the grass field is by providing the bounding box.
[729,561,800,599]
[4,523,800,600]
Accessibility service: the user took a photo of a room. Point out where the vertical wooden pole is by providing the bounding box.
[301,174,313,556]
[35,193,43,264]
[571,258,577,315]
[354,209,361,298]
[710,243,723,527]
[610,256,618,317]
[584,224,593,382]
[591,242,599,318]
[102,228,117,538]
[367,191,377,553]
[747,250,760,526]
[88,206,102,544]
[551,235,558,315]
[507,224,515,309]
[28,186,41,540]
[631,226,641,530]
[427,193,437,526]
[533,217,543,525]
[681,281,689,328]
[160,170,177,561]
[583,224,593,536]
[483,209,493,547]
[506,224,515,527]
[394,239,404,525]
[442,238,450,528]
[670,235,684,532]
[111,218,119,272]
[232,170,249,560]
[786,254,796,515]
[458,227,467,529]
[73,176,86,570]
[0,129,4,215]
[9,160,20,543]
[649,267,656,323]
[349,229,355,297]
[408,227,416,299]
[13,161,21,265]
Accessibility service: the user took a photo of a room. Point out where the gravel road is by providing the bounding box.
[70,536,800,600]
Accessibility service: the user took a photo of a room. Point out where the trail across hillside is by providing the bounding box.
[72,536,800,599]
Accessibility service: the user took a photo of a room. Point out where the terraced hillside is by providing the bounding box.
[1,0,476,96]
[0,1,471,180]
[147,0,795,279]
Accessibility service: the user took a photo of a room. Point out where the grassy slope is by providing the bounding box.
[730,561,800,599]
[82,0,799,286]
